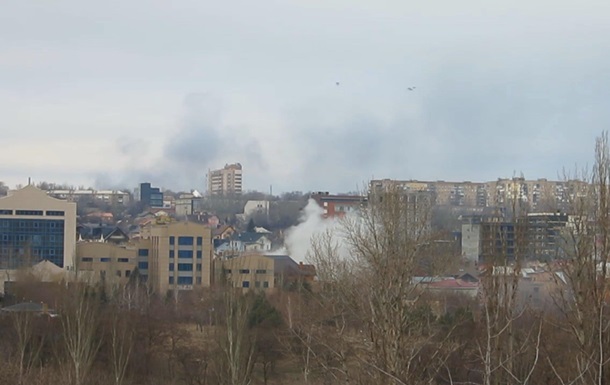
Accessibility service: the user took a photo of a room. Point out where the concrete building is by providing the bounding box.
[310,192,365,218]
[222,254,313,290]
[136,221,213,294]
[370,178,588,211]
[0,185,77,269]
[526,212,569,260]
[76,241,137,284]
[208,163,243,195]
[47,189,130,205]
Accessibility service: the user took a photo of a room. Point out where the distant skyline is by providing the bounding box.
[2,0,609,193]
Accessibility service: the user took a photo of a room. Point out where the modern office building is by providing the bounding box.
[136,221,213,294]
[140,183,164,208]
[207,163,243,195]
[0,185,77,269]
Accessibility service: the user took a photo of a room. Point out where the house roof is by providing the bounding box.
[427,279,479,289]
[237,232,269,243]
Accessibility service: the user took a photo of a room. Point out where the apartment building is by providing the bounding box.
[0,185,77,269]
[47,189,130,205]
[207,163,243,195]
[310,192,365,218]
[371,178,588,211]
[136,221,213,294]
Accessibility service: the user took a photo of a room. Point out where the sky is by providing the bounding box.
[2,0,610,194]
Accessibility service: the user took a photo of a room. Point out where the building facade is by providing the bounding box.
[310,192,365,218]
[136,221,213,294]
[0,185,77,269]
[140,182,164,208]
[207,163,243,195]
[47,189,130,205]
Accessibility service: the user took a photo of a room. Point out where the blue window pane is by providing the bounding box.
[177,276,193,285]
[242,281,250,288]
[169,236,175,245]
[178,263,193,271]
[178,250,193,259]
[178,236,193,245]
[138,249,149,257]
[196,251,202,259]
[169,277,174,284]
[100,257,111,262]
[138,261,148,269]
[169,250,174,258]
[196,263,202,272]
[197,237,202,246]
[169,264,174,271]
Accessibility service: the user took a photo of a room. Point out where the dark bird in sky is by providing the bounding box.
[407,86,416,91]
[336,82,340,86]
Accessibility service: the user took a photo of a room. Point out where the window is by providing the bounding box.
[118,258,129,263]
[239,269,250,274]
[138,261,148,269]
[169,250,175,258]
[255,281,261,288]
[178,263,192,271]
[178,236,193,245]
[197,237,202,245]
[46,210,64,216]
[255,269,266,274]
[178,250,193,259]
[125,270,131,277]
[16,210,43,216]
[138,249,149,257]
[196,277,202,284]
[196,250,202,259]
[81,257,93,262]
[177,276,193,285]
[242,281,250,288]
[116,270,121,277]
[169,264,174,271]
[263,281,269,288]
[196,263,202,272]
[169,277,174,284]
[169,236,175,245]
[100,257,111,262]
[0,209,12,215]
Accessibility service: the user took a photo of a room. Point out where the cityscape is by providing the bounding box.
[3,0,610,384]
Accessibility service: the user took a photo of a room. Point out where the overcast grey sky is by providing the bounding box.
[1,0,609,193]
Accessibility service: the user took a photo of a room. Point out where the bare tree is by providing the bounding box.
[548,132,610,385]
[58,284,102,385]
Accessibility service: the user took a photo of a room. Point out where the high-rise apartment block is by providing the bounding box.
[371,177,587,211]
[0,185,77,269]
[207,163,243,195]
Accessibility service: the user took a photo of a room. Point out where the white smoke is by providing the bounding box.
[282,199,346,263]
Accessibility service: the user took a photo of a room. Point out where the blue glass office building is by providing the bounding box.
[0,186,77,269]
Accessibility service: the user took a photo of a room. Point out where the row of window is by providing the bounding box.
[228,269,267,274]
[169,276,201,285]
[1,219,64,230]
[242,281,269,288]
[169,236,204,246]
[0,210,65,216]
[81,257,131,263]
[169,250,203,259]
[169,263,202,272]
